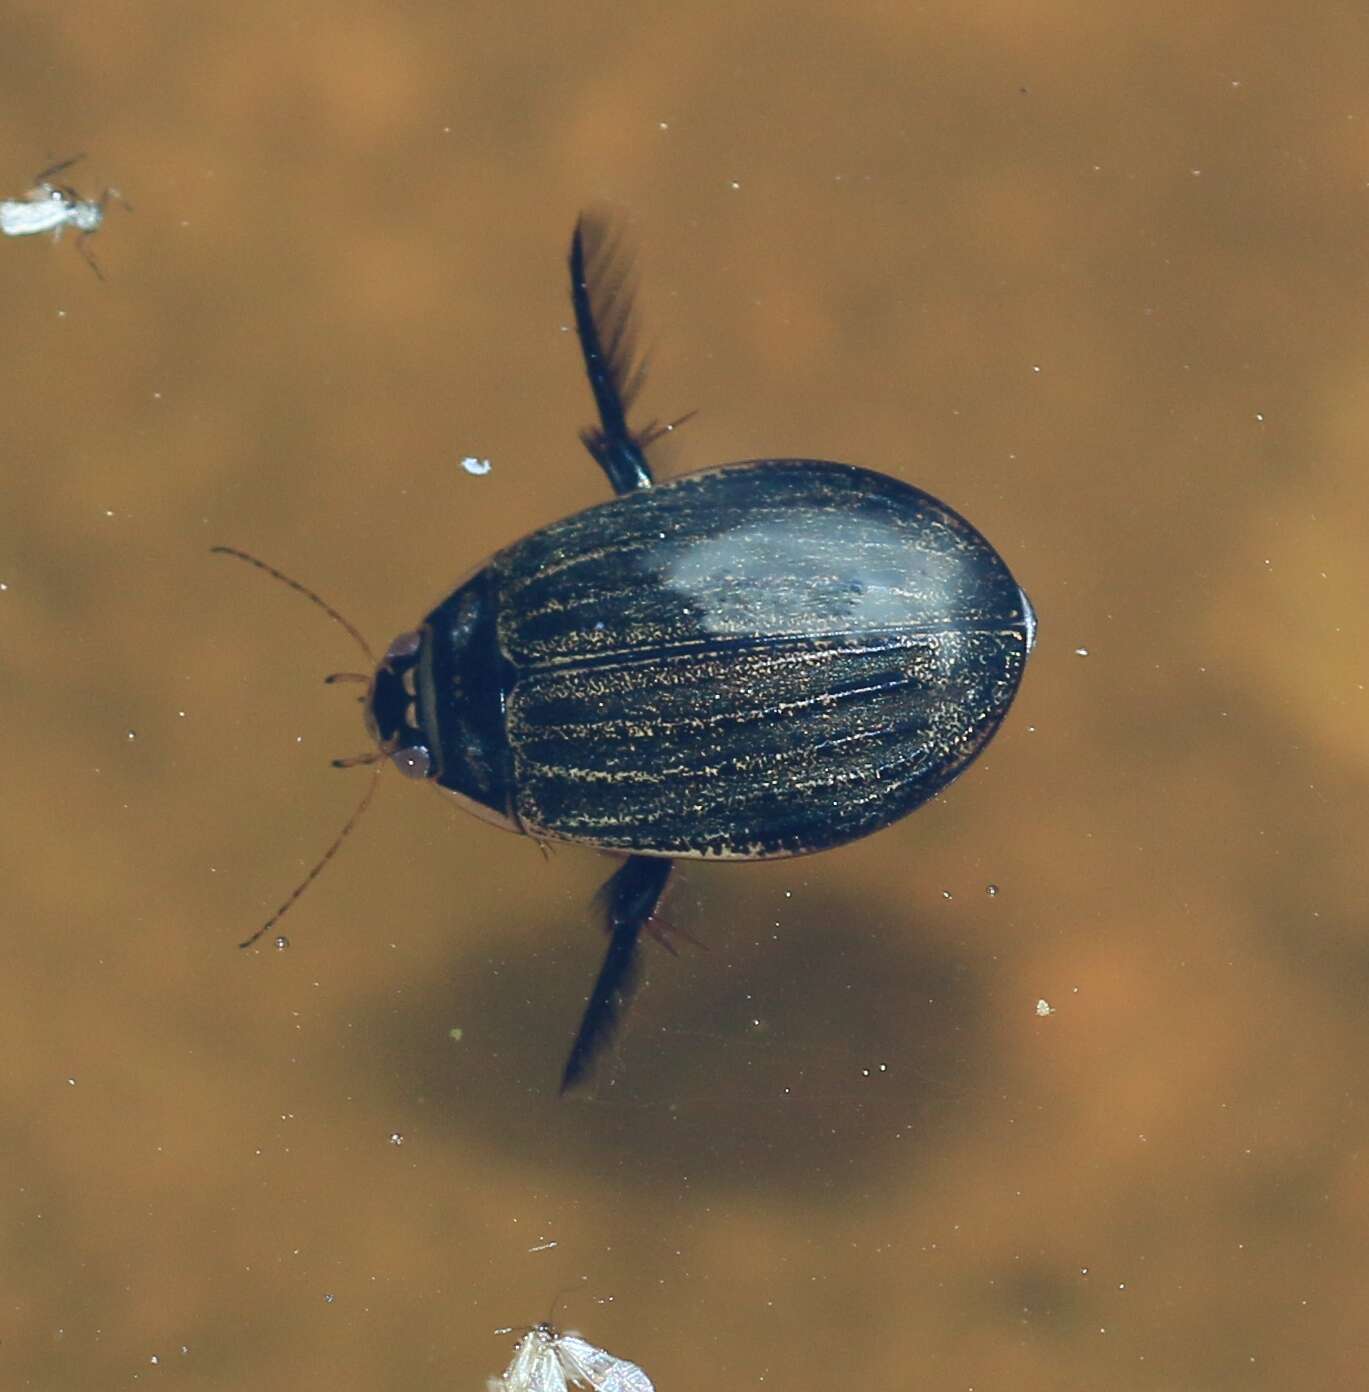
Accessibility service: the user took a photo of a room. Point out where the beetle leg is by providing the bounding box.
[569,213,655,496]
[644,913,706,957]
[559,854,674,1092]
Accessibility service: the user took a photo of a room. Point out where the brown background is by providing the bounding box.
[3,1,1367,1388]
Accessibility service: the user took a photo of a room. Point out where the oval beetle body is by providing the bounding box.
[374,458,1034,859]
[226,213,1036,1093]
[370,215,1036,1090]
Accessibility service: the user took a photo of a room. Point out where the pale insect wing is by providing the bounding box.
[0,197,65,237]
[498,1329,569,1392]
[529,1351,570,1392]
[553,1335,655,1392]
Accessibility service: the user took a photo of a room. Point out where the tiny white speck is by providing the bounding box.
[388,1131,404,1146]
[1255,412,1264,422]
[1032,364,1042,373]
[1074,647,1089,656]
[461,456,492,476]
[729,180,741,190]
[1036,999,1055,1016]
[658,121,670,130]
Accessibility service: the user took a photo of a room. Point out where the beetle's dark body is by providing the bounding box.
[232,213,1035,1092]
[396,460,1032,861]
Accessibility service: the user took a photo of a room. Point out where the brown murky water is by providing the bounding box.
[4,2,1369,1387]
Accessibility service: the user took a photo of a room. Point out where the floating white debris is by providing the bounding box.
[488,1323,654,1392]
[461,456,493,476]
[1036,998,1055,1017]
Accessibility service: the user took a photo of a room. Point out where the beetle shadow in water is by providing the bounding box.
[358,865,997,1200]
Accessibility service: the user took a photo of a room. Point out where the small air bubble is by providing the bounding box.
[986,883,999,897]
[273,935,289,951]
[126,730,137,741]
[388,1131,404,1146]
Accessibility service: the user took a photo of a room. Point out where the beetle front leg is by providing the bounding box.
[559,854,674,1092]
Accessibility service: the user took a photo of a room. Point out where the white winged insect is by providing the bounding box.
[487,1323,655,1392]
[0,155,129,279]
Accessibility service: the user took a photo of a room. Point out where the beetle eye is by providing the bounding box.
[385,630,422,663]
[390,746,431,779]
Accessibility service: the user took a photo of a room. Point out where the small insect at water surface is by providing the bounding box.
[217,211,1036,1093]
[0,155,130,279]
[488,1323,654,1392]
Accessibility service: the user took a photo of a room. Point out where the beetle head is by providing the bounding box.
[365,629,435,779]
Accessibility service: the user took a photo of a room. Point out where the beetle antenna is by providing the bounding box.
[210,546,376,666]
[238,764,382,949]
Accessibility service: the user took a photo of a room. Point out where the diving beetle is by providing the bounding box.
[221,214,1036,1092]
